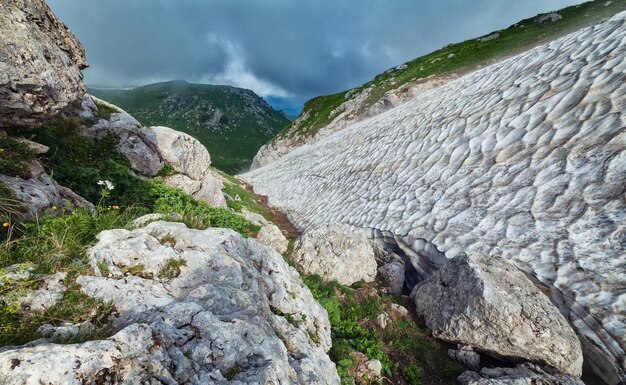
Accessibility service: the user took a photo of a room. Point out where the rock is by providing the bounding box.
[243,12,626,383]
[378,261,405,294]
[0,161,62,217]
[13,138,48,154]
[0,0,87,129]
[458,363,584,385]
[131,213,165,229]
[38,322,94,340]
[536,12,562,24]
[144,126,211,180]
[478,33,500,42]
[376,313,390,329]
[448,345,480,371]
[58,186,95,213]
[386,303,410,319]
[364,359,382,379]
[292,224,377,285]
[17,271,66,313]
[84,111,227,207]
[7,221,343,384]
[162,173,226,208]
[411,253,583,377]
[240,208,289,254]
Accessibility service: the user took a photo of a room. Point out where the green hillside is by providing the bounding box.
[90,81,290,173]
[274,0,626,141]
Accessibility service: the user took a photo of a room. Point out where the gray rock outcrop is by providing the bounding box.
[411,253,583,377]
[240,208,289,254]
[292,224,378,285]
[0,221,339,384]
[84,97,227,207]
[458,364,584,385]
[0,0,87,128]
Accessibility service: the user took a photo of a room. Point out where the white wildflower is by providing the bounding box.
[97,180,115,191]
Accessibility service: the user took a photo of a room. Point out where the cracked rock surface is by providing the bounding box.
[412,253,583,376]
[0,0,87,128]
[244,12,626,383]
[0,221,339,384]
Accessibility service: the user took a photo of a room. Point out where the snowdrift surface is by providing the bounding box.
[245,12,626,384]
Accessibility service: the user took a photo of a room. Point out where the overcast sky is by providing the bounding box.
[47,0,583,105]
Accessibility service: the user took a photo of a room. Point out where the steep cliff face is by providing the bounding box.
[244,12,626,384]
[0,0,87,128]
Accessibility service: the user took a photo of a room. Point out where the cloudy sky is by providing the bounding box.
[48,0,583,109]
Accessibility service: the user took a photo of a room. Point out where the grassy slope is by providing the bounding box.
[277,0,626,140]
[90,81,290,174]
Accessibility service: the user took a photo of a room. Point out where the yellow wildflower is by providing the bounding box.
[2,222,9,228]
[51,205,57,210]
[112,205,120,210]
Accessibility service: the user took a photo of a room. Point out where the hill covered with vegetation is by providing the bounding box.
[90,81,290,173]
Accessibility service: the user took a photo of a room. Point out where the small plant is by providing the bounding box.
[402,363,422,385]
[94,101,118,120]
[120,264,145,277]
[158,258,186,280]
[157,233,177,246]
[224,366,240,380]
[96,261,110,276]
[270,305,300,327]
[156,163,176,177]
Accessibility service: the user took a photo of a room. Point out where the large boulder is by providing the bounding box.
[240,208,289,255]
[83,101,227,207]
[411,253,583,377]
[0,221,339,384]
[0,0,87,128]
[292,224,377,285]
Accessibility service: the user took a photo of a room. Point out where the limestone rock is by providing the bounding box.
[243,12,626,382]
[411,253,583,376]
[58,186,95,213]
[162,173,226,208]
[83,102,227,207]
[9,221,342,384]
[458,363,584,385]
[292,224,377,285]
[144,126,211,180]
[0,0,87,128]
[17,272,66,313]
[0,161,62,217]
[240,208,289,254]
[479,33,500,42]
[536,12,562,24]
[448,345,480,371]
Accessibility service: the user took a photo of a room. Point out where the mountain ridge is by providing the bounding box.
[90,80,290,173]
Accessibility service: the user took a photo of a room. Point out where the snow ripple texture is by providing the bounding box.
[245,12,626,383]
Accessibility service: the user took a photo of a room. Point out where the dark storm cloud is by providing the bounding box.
[47,0,583,101]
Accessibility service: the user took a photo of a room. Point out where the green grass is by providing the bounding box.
[93,101,118,121]
[275,0,626,141]
[158,258,186,280]
[0,120,261,347]
[300,274,463,385]
[89,81,291,174]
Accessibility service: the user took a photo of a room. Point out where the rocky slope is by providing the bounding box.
[0,0,88,128]
[91,81,290,173]
[0,221,337,384]
[244,11,626,384]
